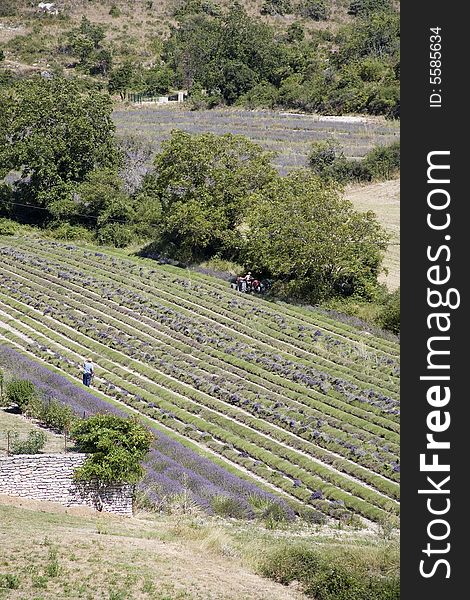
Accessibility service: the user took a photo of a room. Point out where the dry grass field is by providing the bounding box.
[345,179,400,290]
[0,494,398,600]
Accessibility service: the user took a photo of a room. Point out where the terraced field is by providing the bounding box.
[113,108,400,174]
[0,237,400,524]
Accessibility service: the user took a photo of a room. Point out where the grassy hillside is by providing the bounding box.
[0,236,399,525]
[0,0,351,70]
[0,407,66,456]
[0,495,398,600]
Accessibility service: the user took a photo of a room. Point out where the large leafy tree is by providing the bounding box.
[243,171,389,301]
[1,77,120,219]
[164,4,287,103]
[149,130,277,262]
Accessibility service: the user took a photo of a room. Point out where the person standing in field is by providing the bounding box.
[82,358,94,387]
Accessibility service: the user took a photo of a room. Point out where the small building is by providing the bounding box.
[129,90,188,105]
[37,3,59,16]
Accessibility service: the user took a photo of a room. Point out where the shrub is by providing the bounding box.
[71,415,153,483]
[308,139,340,176]
[97,223,137,248]
[46,223,94,242]
[261,0,293,16]
[260,545,400,599]
[377,288,400,334]
[259,544,320,586]
[109,4,121,17]
[40,398,76,432]
[309,140,399,183]
[0,573,20,589]
[363,141,400,180]
[0,218,18,236]
[10,430,47,455]
[299,1,329,21]
[6,379,37,412]
[348,0,393,17]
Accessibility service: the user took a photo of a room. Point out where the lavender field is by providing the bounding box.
[113,107,400,174]
[0,236,400,525]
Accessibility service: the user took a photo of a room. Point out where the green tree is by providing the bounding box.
[143,65,175,96]
[2,77,120,220]
[71,415,153,484]
[108,62,135,100]
[348,0,393,17]
[243,171,389,301]
[66,16,112,75]
[261,0,293,16]
[164,5,287,103]
[337,10,400,61]
[150,130,277,262]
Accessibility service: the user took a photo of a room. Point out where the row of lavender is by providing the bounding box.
[0,238,400,522]
[0,248,400,484]
[4,238,400,407]
[0,344,294,521]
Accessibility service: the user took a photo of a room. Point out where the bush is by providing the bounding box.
[260,544,400,599]
[299,1,329,20]
[363,141,400,180]
[377,288,400,334]
[96,223,137,248]
[0,218,18,236]
[46,223,94,242]
[259,545,320,586]
[261,0,293,16]
[308,139,339,176]
[0,573,20,589]
[40,398,76,432]
[109,4,121,17]
[348,0,393,17]
[6,379,37,412]
[308,140,399,183]
[10,430,47,455]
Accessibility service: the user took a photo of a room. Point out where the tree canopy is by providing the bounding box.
[1,77,119,218]
[147,130,277,262]
[243,171,389,301]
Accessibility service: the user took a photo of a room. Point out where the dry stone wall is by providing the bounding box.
[0,453,133,515]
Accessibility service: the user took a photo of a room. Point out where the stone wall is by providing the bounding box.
[0,453,133,516]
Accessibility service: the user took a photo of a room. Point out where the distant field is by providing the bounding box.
[113,107,400,174]
[345,179,400,291]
